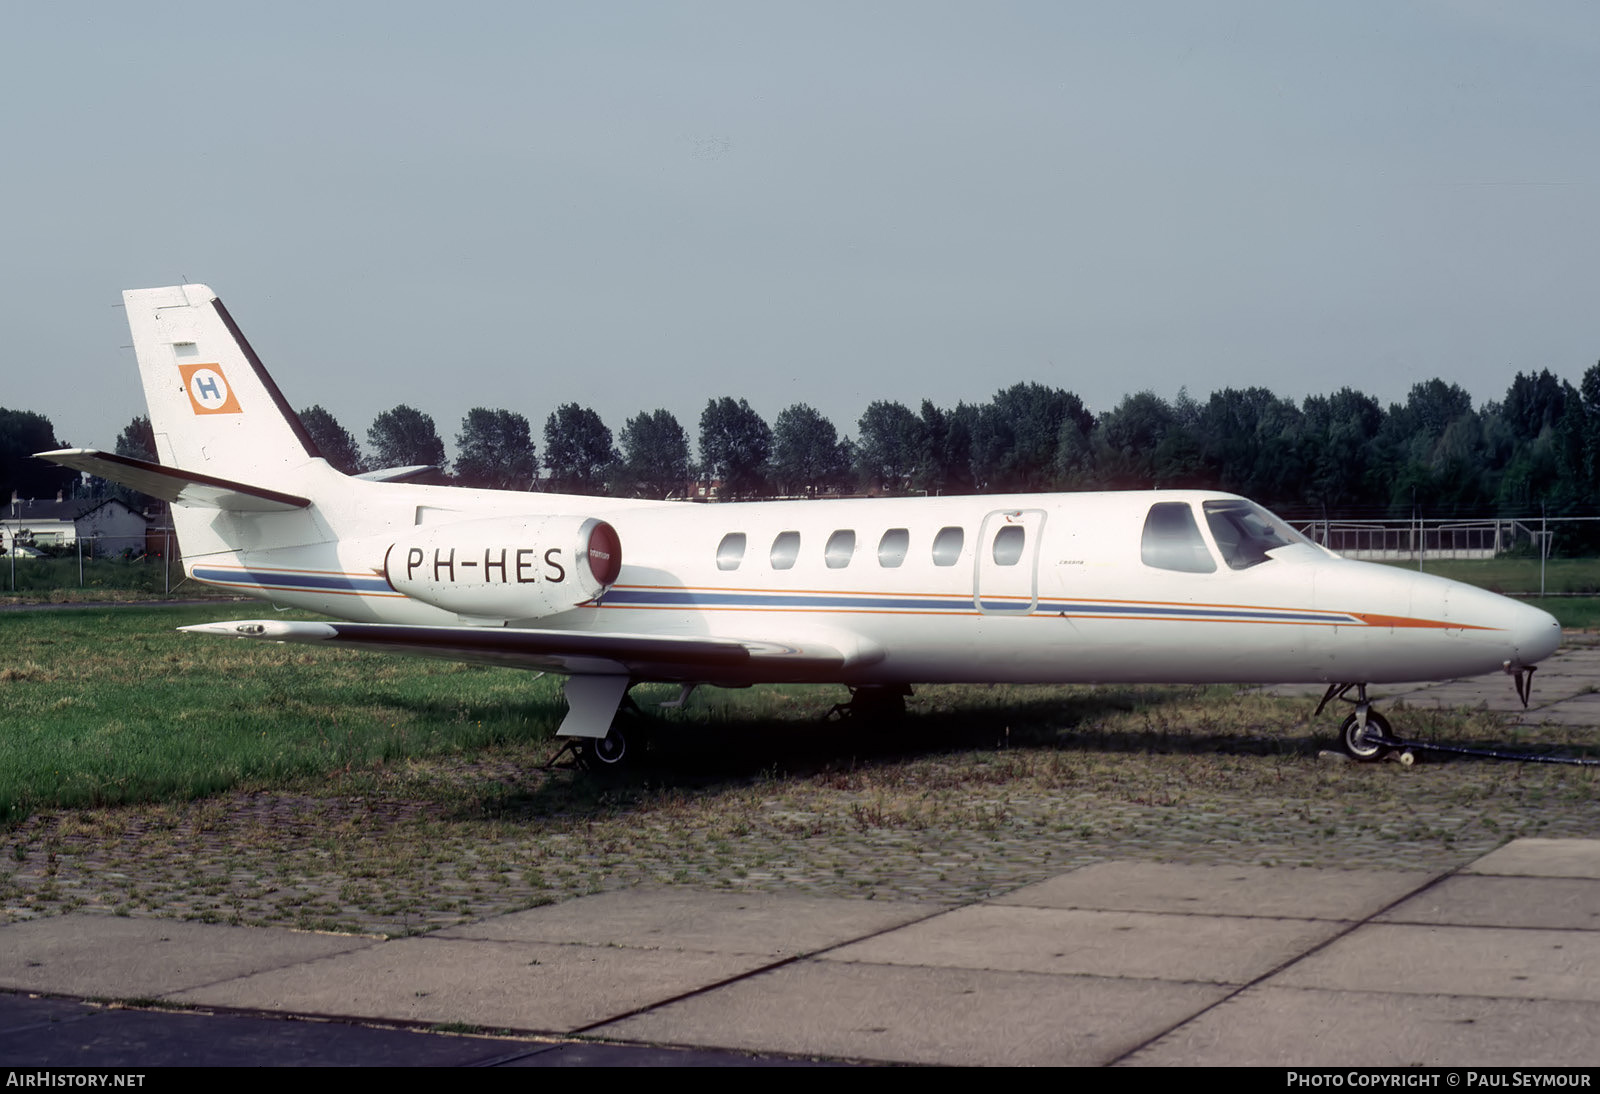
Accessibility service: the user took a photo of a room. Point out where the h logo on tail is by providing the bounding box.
[180,363,242,414]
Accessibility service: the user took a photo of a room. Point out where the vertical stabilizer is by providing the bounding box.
[124,284,323,483]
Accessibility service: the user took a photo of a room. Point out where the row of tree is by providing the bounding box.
[7,366,1600,520]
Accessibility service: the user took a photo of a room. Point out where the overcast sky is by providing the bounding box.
[3,2,1597,461]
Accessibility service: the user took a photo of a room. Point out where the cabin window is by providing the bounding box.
[716,532,747,571]
[932,526,964,566]
[1202,500,1309,570]
[770,531,801,570]
[825,529,856,568]
[877,528,909,567]
[992,524,1026,566]
[1141,503,1217,573]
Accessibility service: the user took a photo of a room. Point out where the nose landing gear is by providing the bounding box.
[1317,683,1406,762]
[1316,678,1599,767]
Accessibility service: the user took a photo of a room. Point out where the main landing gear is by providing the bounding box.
[545,677,651,773]
[546,701,649,772]
[824,684,912,723]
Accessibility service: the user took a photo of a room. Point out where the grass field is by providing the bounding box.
[1383,556,1600,596]
[2,601,1597,823]
[0,605,571,822]
[4,602,1598,933]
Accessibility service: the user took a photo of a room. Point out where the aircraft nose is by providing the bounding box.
[1510,600,1562,667]
[1443,582,1562,668]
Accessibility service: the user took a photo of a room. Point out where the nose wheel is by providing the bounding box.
[1318,683,1405,763]
[1337,708,1396,761]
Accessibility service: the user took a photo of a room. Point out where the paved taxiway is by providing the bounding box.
[2,649,1598,1067]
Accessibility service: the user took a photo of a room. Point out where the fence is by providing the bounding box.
[2,530,180,594]
[1292,519,1520,561]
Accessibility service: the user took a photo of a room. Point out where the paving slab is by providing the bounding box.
[594,958,1229,1067]
[1390,684,1528,710]
[1509,701,1600,727]
[440,888,932,956]
[1123,985,1600,1067]
[1270,923,1600,1001]
[821,903,1345,985]
[993,861,1433,920]
[168,935,763,1032]
[1466,838,1600,878]
[1379,876,1600,931]
[0,917,374,997]
[1534,651,1600,677]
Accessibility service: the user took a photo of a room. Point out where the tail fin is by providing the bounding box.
[124,285,324,482]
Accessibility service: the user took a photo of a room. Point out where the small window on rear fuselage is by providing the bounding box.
[717,532,746,571]
[932,526,964,566]
[878,528,909,567]
[825,530,856,568]
[1141,503,1217,573]
[770,531,800,570]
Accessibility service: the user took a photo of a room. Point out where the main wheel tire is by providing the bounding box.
[577,724,630,771]
[1338,710,1393,761]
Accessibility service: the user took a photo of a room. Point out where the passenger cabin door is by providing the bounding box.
[973,508,1047,614]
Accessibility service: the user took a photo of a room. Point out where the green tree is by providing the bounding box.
[972,383,1093,491]
[300,405,365,474]
[114,415,157,463]
[699,397,772,499]
[0,408,73,503]
[1299,389,1382,511]
[1502,370,1569,444]
[772,404,849,496]
[1095,391,1169,482]
[367,405,445,470]
[918,401,977,495]
[855,401,923,495]
[455,408,536,490]
[1197,387,1305,506]
[617,409,691,498]
[543,404,616,494]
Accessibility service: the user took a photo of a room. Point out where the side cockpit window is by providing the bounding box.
[1141,503,1217,573]
[1202,500,1309,570]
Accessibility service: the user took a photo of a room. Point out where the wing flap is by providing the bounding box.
[180,620,851,682]
[35,449,309,512]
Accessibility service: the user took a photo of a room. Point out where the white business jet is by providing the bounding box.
[39,285,1561,768]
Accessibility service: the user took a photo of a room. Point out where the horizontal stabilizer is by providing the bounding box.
[180,619,850,681]
[35,449,310,512]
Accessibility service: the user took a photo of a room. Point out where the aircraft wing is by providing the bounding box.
[35,449,310,512]
[179,620,856,682]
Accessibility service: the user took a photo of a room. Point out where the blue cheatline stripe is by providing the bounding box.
[190,570,1362,626]
[192,567,392,594]
[1038,599,1356,624]
[607,588,976,611]
[602,587,1358,625]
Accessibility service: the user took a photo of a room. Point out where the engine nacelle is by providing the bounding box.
[386,515,621,620]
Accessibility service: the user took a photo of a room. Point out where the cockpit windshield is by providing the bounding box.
[1202,500,1314,570]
